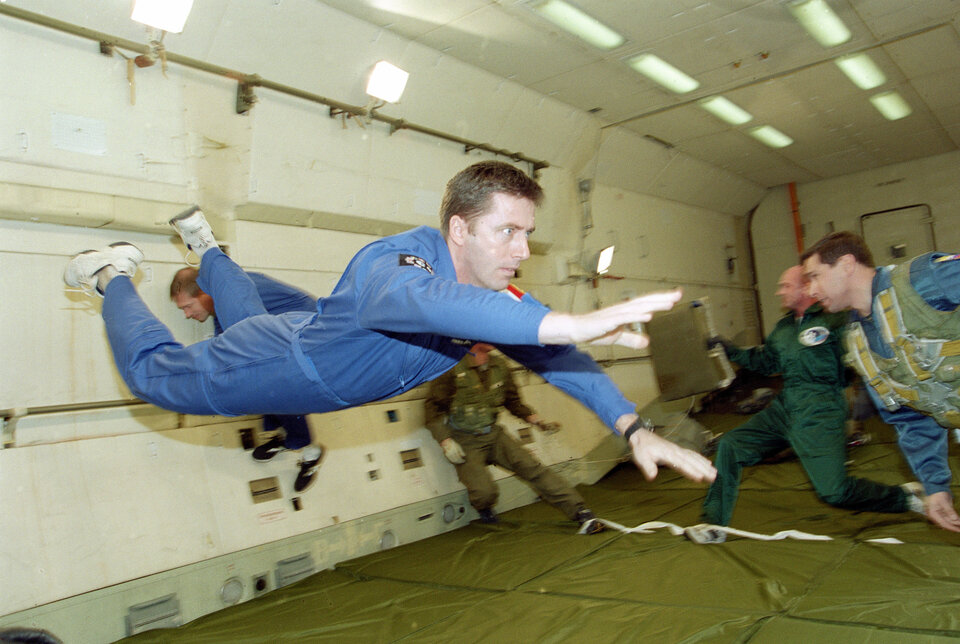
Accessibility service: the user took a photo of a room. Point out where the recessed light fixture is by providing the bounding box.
[835,53,886,90]
[532,0,625,50]
[628,54,699,94]
[788,0,851,48]
[366,61,409,103]
[596,245,615,275]
[131,0,194,33]
[749,125,794,148]
[699,96,753,125]
[870,91,912,121]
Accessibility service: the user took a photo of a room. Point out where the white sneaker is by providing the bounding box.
[901,482,925,514]
[169,206,218,264]
[684,523,727,544]
[63,242,143,296]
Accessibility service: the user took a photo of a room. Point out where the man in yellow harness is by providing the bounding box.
[803,231,960,532]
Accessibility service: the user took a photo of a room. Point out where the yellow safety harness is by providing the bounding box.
[845,269,960,428]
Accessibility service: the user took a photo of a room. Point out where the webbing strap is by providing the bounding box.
[588,518,903,544]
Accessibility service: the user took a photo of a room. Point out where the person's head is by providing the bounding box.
[800,232,875,313]
[442,162,544,290]
[169,267,215,322]
[440,161,544,238]
[468,342,495,367]
[775,265,815,313]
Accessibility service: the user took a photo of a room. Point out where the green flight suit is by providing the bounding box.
[701,304,908,526]
[425,354,586,520]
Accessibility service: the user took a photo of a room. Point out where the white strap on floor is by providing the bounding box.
[591,518,902,544]
[593,518,832,541]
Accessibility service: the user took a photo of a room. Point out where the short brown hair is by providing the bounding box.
[439,161,543,237]
[170,267,203,298]
[801,231,875,268]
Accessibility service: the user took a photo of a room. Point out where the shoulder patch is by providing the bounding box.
[398,254,434,274]
[934,254,960,263]
[799,325,830,346]
[504,284,525,302]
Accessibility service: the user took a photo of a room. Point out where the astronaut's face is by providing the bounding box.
[776,268,805,311]
[803,254,850,312]
[452,192,535,291]
[174,292,214,322]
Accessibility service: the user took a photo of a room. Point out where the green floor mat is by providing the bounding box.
[123,416,960,643]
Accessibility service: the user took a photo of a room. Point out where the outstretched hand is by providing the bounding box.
[629,428,716,483]
[925,491,960,532]
[538,289,682,347]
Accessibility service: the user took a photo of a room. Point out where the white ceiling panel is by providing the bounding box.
[318,0,960,187]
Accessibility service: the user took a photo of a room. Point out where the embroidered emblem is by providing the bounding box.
[398,254,434,274]
[934,254,960,263]
[799,326,830,346]
[504,284,525,302]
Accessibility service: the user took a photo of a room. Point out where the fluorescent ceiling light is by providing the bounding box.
[788,0,851,47]
[532,0,625,50]
[835,53,886,90]
[748,125,794,148]
[628,54,699,94]
[366,61,409,103]
[699,96,753,125]
[870,91,912,121]
[596,245,615,275]
[131,0,194,33]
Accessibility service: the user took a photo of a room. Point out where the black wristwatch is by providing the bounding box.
[623,417,654,442]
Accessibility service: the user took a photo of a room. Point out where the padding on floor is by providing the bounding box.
[124,416,960,643]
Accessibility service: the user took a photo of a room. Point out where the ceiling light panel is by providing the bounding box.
[131,0,194,33]
[748,125,794,148]
[699,96,753,125]
[366,61,409,103]
[628,54,700,94]
[835,53,887,90]
[788,0,851,48]
[531,0,625,50]
[870,91,912,120]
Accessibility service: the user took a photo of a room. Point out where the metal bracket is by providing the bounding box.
[2,412,21,449]
[236,77,259,115]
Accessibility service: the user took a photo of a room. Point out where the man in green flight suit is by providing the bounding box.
[685,266,921,544]
[425,342,604,534]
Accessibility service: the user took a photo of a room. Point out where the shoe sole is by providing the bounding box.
[63,243,143,289]
[293,444,325,493]
[252,448,285,462]
[169,205,202,225]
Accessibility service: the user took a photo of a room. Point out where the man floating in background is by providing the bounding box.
[169,267,324,492]
[426,342,604,534]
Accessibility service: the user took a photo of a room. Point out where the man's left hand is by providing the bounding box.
[629,429,716,483]
[925,491,960,532]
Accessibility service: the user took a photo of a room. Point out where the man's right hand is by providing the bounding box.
[537,289,682,348]
[925,491,960,532]
[440,438,466,464]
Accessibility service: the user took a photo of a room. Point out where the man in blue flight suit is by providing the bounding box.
[169,267,323,492]
[803,231,960,532]
[685,266,918,544]
[62,161,716,486]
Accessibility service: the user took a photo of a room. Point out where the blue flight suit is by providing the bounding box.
[101,227,635,430]
[212,272,317,450]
